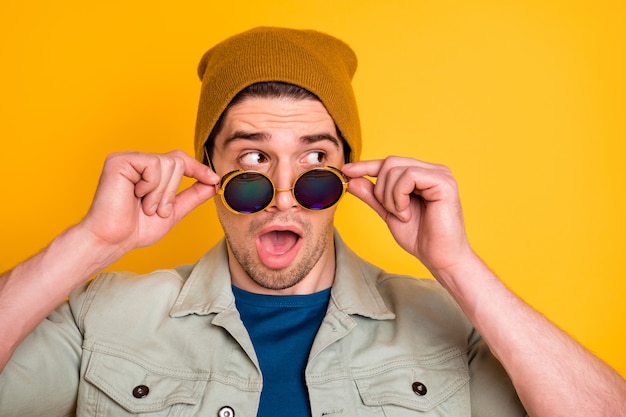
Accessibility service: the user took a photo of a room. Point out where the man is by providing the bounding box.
[0,27,624,417]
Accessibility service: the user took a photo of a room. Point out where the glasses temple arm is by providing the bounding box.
[203,147,216,172]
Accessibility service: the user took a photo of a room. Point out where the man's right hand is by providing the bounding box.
[79,150,219,257]
[0,150,219,370]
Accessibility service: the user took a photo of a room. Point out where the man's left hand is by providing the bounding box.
[342,156,474,274]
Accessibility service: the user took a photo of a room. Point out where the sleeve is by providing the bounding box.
[467,329,528,417]
[0,297,84,416]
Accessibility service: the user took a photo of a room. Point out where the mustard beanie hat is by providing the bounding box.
[194,26,362,162]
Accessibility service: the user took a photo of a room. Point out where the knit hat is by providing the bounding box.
[194,26,361,162]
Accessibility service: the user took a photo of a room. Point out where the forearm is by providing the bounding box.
[0,151,217,373]
[0,223,121,371]
[433,254,626,417]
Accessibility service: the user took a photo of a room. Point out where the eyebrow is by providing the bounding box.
[221,130,341,150]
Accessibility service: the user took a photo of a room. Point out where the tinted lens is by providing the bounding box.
[223,172,273,213]
[294,169,345,210]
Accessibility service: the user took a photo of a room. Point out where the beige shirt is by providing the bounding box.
[0,232,526,416]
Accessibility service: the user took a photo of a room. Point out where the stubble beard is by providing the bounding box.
[221,212,334,291]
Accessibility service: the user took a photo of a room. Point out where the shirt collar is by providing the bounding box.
[170,239,234,317]
[170,230,395,321]
[331,230,395,320]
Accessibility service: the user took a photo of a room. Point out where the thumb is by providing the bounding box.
[347,177,390,221]
[171,182,218,223]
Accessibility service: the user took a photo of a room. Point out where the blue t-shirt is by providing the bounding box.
[232,285,331,417]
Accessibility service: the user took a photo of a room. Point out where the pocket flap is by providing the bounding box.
[354,346,469,412]
[84,346,207,413]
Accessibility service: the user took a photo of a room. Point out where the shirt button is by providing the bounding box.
[412,381,427,396]
[218,406,235,417]
[132,385,150,398]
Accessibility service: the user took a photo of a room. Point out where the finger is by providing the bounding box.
[343,159,390,213]
[136,151,220,217]
[344,160,412,221]
[156,151,220,217]
[345,157,456,223]
[342,159,384,179]
[137,154,181,216]
[173,150,220,186]
[132,154,162,200]
[391,169,417,213]
[381,166,413,221]
[155,156,187,217]
[169,181,218,223]
[343,157,444,179]
[132,150,218,193]
[346,177,392,221]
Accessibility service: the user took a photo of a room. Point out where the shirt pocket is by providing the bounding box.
[83,347,208,416]
[354,346,470,416]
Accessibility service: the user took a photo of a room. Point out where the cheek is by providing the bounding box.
[215,200,240,234]
[309,208,338,234]
[215,200,261,241]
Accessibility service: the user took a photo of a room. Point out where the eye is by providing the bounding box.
[301,151,326,166]
[239,151,268,167]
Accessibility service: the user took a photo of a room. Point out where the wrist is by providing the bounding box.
[65,222,129,275]
[427,250,503,319]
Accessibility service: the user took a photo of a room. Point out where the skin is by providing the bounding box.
[0,150,219,370]
[209,97,345,294]
[0,96,625,416]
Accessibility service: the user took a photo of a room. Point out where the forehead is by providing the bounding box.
[215,96,340,148]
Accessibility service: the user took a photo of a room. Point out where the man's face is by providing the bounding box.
[211,96,345,294]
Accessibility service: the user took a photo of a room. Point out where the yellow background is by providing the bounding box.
[1,1,625,376]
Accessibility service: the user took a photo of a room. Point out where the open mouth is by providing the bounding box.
[256,228,303,269]
[259,230,300,255]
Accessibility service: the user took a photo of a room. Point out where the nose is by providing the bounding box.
[272,186,299,212]
[268,168,299,212]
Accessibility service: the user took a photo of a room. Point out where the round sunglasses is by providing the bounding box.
[217,166,349,214]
